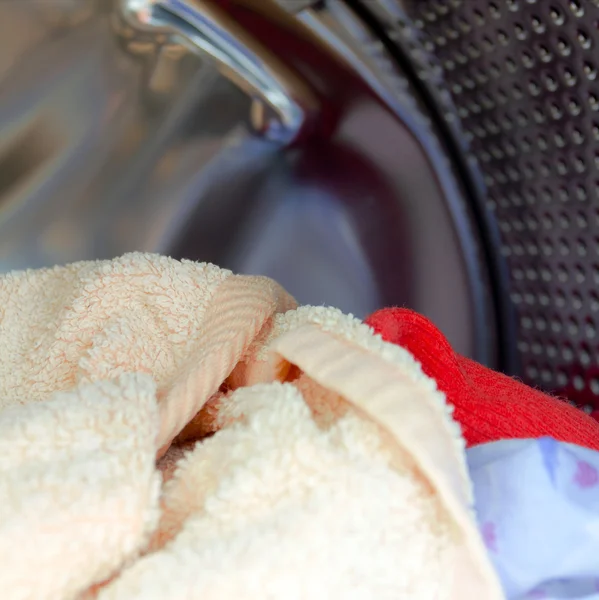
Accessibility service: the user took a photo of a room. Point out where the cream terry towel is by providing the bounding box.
[0,253,504,600]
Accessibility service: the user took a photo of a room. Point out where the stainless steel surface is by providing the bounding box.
[0,0,257,271]
[274,0,322,15]
[0,0,498,365]
[351,0,517,374]
[150,0,317,141]
[294,0,497,365]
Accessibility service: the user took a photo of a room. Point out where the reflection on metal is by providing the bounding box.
[274,0,322,15]
[0,0,497,365]
[296,0,497,366]
[273,0,317,12]
[122,0,316,141]
[0,0,257,270]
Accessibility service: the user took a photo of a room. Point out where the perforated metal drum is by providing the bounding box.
[350,0,599,407]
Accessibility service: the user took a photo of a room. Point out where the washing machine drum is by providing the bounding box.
[0,0,597,408]
[393,0,599,408]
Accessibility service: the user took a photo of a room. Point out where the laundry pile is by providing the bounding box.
[368,308,599,600]
[0,253,598,599]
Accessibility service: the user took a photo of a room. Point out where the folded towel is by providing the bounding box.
[0,253,503,599]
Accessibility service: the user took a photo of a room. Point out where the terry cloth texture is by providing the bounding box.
[0,253,503,600]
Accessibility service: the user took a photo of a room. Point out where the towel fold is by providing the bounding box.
[0,253,503,599]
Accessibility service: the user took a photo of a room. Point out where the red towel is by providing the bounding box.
[365,308,599,452]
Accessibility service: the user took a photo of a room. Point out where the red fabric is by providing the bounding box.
[365,307,599,452]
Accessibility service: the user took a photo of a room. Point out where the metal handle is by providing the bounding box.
[122,0,317,142]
